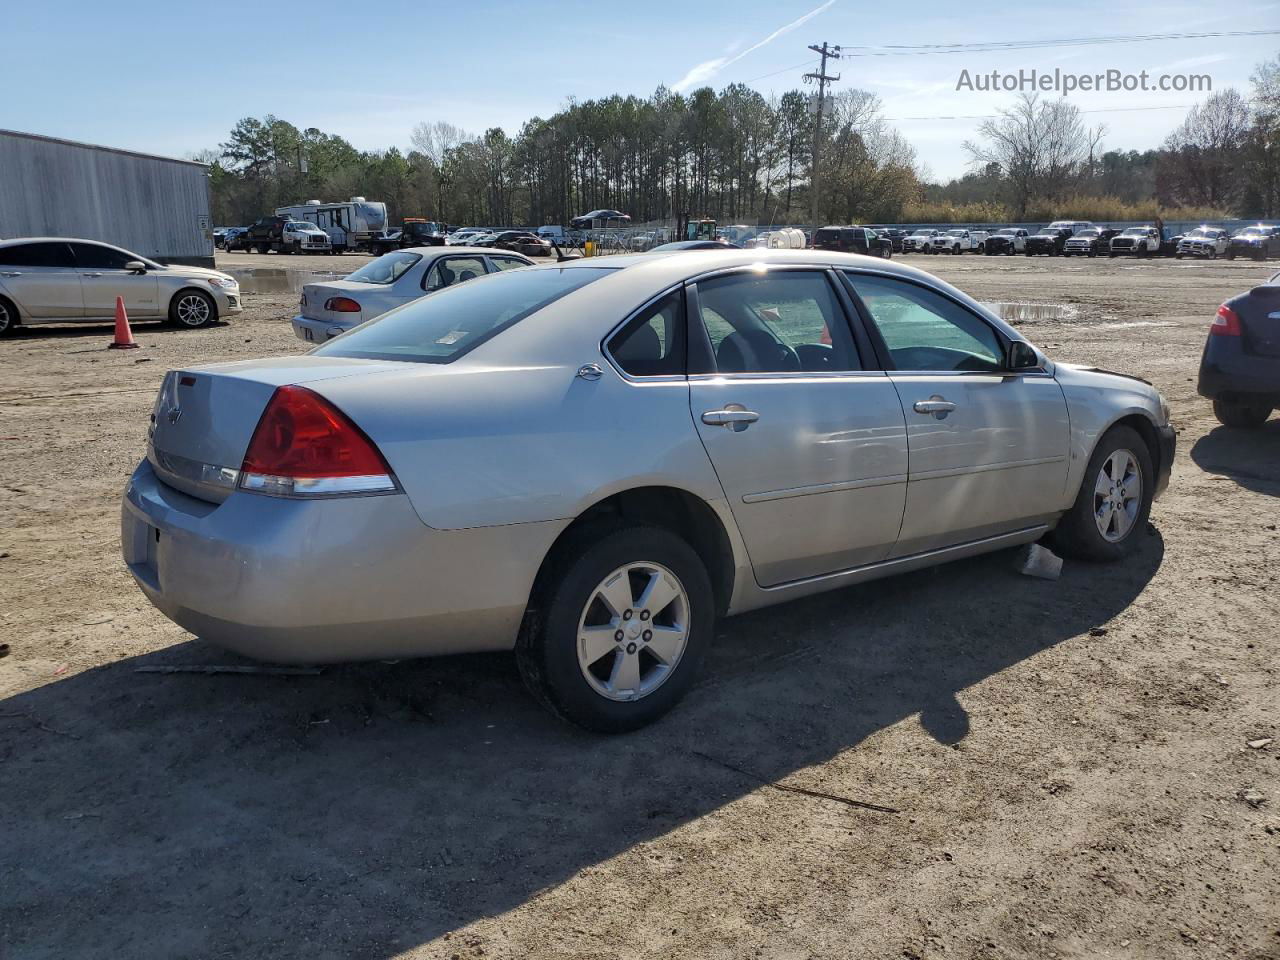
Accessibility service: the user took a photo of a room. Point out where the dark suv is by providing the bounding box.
[370,220,447,255]
[1226,226,1280,261]
[813,226,892,258]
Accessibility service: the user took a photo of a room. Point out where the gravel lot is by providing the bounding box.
[1,251,1277,960]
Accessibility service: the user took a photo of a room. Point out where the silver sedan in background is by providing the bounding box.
[124,250,1174,732]
[0,237,241,335]
[290,246,534,343]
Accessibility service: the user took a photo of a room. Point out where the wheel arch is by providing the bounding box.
[169,285,218,321]
[1073,411,1162,500]
[0,291,21,329]
[526,485,738,619]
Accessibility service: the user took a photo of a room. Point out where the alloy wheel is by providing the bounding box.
[576,561,690,702]
[1094,448,1142,542]
[0,300,11,333]
[175,294,211,327]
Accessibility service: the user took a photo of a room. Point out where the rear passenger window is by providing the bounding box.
[607,291,685,377]
[489,257,528,272]
[425,257,487,291]
[694,270,858,373]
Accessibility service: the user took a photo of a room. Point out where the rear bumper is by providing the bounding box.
[291,313,358,343]
[1197,338,1280,401]
[121,459,566,663]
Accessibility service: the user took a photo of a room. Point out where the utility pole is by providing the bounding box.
[804,42,840,229]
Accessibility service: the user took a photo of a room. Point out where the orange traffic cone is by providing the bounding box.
[108,296,138,350]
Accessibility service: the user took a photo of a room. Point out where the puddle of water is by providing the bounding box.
[225,268,347,295]
[981,301,1078,323]
[1085,320,1176,329]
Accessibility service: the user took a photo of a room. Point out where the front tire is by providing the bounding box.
[1050,425,1154,562]
[1213,397,1272,428]
[0,295,17,337]
[516,526,713,733]
[169,290,216,329]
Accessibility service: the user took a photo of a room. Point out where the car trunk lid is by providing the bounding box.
[146,357,408,503]
[300,280,373,326]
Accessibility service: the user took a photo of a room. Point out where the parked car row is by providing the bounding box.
[893,221,1280,260]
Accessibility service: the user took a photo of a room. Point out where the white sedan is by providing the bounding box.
[291,247,534,343]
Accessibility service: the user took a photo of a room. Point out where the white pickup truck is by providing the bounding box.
[927,228,989,255]
[902,229,940,253]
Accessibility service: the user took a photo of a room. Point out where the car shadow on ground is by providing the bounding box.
[7,320,230,341]
[1189,419,1280,496]
[0,536,1163,957]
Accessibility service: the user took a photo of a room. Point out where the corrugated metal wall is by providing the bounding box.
[0,130,214,266]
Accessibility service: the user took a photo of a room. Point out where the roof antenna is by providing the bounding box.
[551,238,570,262]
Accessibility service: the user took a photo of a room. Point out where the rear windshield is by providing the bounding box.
[315,266,612,363]
[345,252,423,285]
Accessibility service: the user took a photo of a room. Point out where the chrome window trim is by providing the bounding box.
[686,370,889,382]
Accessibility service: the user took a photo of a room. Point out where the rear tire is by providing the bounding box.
[1213,397,1272,428]
[0,295,17,337]
[168,290,216,329]
[256,243,270,255]
[1050,425,1154,562]
[516,526,713,733]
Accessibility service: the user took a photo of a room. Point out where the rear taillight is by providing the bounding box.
[238,386,396,497]
[1211,304,1242,336]
[325,296,361,313]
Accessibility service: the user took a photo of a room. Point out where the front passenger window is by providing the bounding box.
[846,273,1004,373]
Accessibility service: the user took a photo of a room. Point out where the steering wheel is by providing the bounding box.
[756,335,801,372]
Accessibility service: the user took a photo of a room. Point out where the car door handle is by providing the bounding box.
[1,271,21,277]
[913,397,957,419]
[81,273,102,278]
[702,408,760,428]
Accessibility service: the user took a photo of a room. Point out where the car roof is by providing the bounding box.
[0,236,123,247]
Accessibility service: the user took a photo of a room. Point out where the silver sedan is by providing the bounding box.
[123,249,1174,732]
[0,237,241,335]
[290,246,534,343]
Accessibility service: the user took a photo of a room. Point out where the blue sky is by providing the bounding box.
[5,1,1277,181]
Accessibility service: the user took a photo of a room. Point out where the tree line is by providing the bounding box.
[202,53,1280,230]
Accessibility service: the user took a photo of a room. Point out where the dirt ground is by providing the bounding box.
[1,251,1277,960]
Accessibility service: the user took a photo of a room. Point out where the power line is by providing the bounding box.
[742,59,819,84]
[832,29,1280,57]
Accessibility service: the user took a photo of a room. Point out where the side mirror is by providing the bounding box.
[1007,340,1039,371]
[124,260,147,274]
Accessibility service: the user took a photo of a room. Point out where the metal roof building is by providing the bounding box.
[0,129,214,267]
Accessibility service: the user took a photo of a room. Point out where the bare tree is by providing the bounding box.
[1157,89,1252,208]
[963,93,1099,217]
[409,121,469,167]
[1244,56,1280,216]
